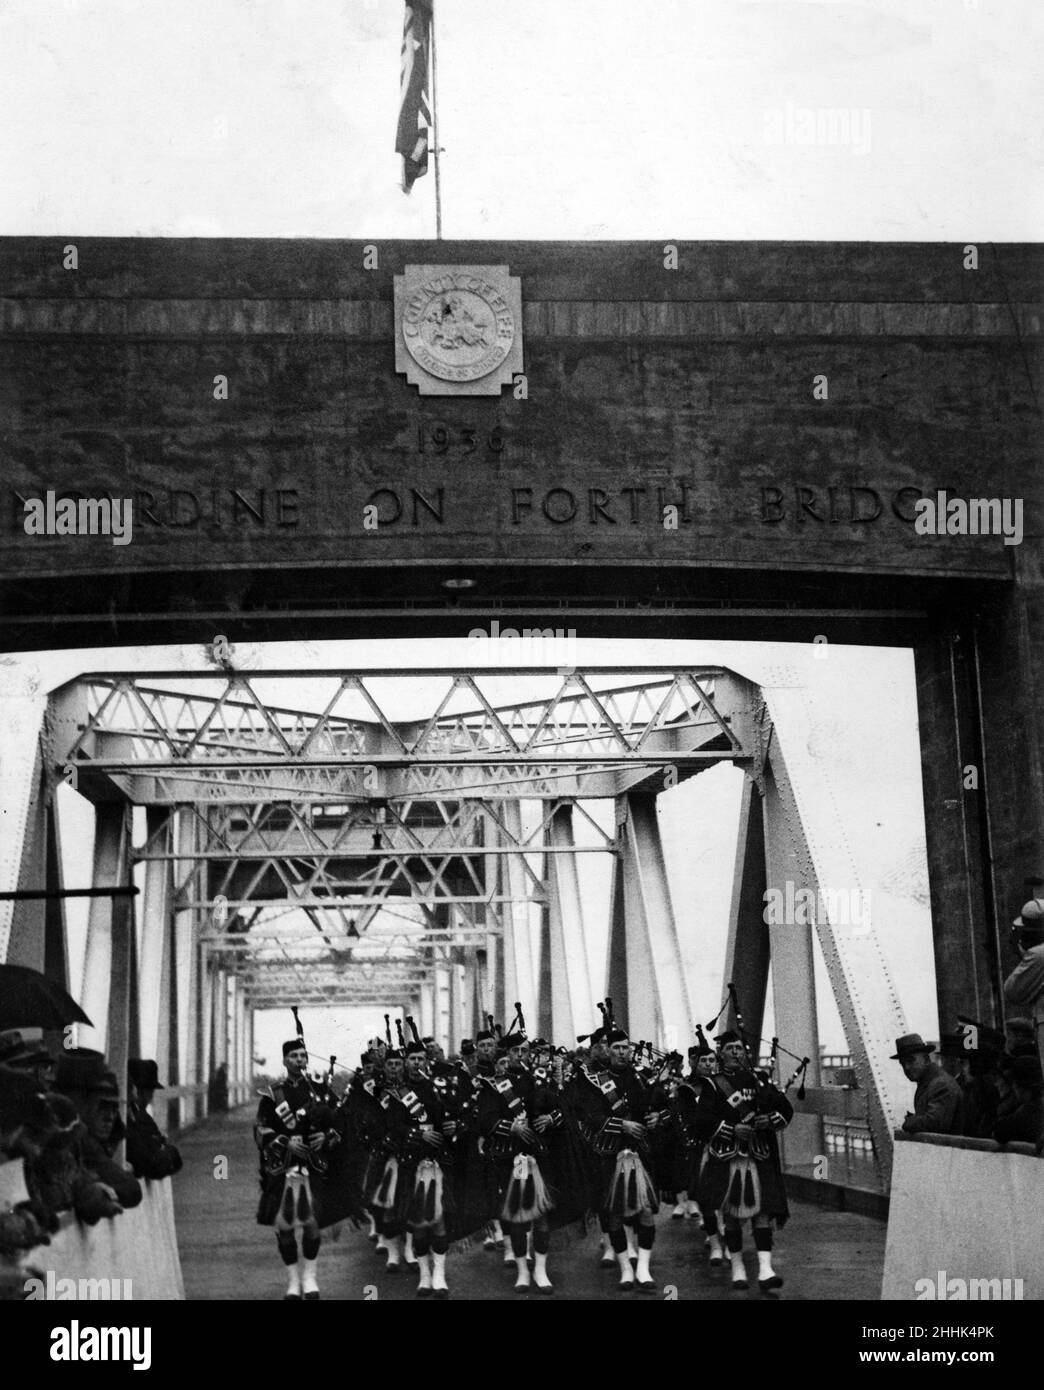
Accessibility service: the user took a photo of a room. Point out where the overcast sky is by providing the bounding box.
[1,0,1041,239]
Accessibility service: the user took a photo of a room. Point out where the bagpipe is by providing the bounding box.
[705,983,810,1100]
[632,1040,684,1086]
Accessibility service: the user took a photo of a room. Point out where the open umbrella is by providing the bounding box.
[0,964,93,1032]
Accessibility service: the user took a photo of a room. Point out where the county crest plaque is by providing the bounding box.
[394,264,523,395]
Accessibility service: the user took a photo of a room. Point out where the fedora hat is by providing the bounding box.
[128,1058,164,1090]
[0,1030,53,1069]
[890,1033,936,1060]
[1013,898,1044,930]
[55,1047,117,1096]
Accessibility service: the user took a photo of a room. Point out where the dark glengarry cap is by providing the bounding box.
[282,1037,307,1058]
[715,1029,743,1047]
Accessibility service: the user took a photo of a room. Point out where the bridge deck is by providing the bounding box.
[173,1110,886,1302]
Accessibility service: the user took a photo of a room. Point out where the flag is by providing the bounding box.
[396,0,433,194]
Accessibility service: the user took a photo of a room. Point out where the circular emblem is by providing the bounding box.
[401,273,515,383]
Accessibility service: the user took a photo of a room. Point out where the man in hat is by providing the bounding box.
[893,1034,964,1136]
[1,1033,125,1229]
[689,1030,792,1292]
[572,1026,660,1293]
[1004,898,1044,1077]
[126,1059,182,1181]
[54,1049,143,1212]
[1005,1017,1037,1058]
[255,1034,342,1299]
[962,1048,1002,1139]
[993,1056,1044,1147]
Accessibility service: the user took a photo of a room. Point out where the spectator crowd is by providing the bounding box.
[0,1036,182,1296]
[895,891,1044,1148]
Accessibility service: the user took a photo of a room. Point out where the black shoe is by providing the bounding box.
[731,1278,749,1291]
[759,1275,783,1292]
[432,1287,450,1300]
[618,1276,635,1292]
[303,1291,320,1301]
[385,1261,401,1275]
[284,1292,301,1301]
[536,1283,554,1296]
[636,1277,657,1295]
[416,1286,432,1299]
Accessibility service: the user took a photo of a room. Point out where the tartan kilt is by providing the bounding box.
[696,1150,789,1226]
[256,1164,341,1230]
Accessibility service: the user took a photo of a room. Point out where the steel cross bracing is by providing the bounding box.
[50,667,749,804]
[43,667,754,1015]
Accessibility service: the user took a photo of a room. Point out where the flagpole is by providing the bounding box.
[430,1,443,239]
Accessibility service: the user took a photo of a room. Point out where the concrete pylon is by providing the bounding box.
[546,804,595,1044]
[610,793,690,1047]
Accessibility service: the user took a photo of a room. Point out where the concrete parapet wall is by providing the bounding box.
[882,1134,1043,1300]
[2,1158,184,1301]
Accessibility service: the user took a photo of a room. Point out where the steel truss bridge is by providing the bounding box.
[1,665,912,1180]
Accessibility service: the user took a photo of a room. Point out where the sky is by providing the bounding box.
[1,0,1042,239]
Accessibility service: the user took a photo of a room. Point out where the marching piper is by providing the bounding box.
[476,1011,561,1293]
[572,1019,660,1293]
[691,1029,793,1292]
[255,1023,342,1300]
[672,1037,725,1262]
[371,1038,453,1297]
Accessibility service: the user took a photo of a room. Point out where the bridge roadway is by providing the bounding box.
[174,1109,885,1302]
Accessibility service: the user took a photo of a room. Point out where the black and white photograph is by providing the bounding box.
[0,0,1041,1359]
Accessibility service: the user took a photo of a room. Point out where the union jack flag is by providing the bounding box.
[396,0,433,193]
